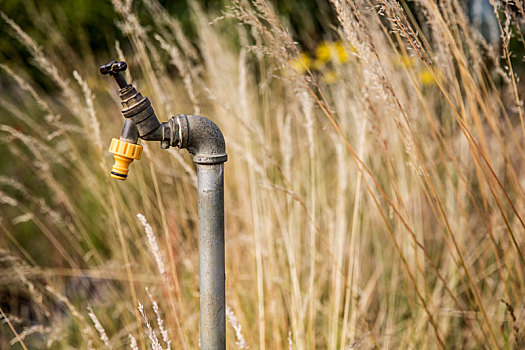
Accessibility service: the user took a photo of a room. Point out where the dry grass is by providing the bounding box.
[1,0,525,348]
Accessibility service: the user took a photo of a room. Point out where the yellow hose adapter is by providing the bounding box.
[108,138,142,180]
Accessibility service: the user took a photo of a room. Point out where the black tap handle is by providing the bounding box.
[100,60,129,88]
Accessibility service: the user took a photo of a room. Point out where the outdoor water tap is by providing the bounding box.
[101,60,174,179]
[101,60,227,349]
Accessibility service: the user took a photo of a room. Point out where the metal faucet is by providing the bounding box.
[101,60,227,349]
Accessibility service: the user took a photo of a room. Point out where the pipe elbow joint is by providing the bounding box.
[177,114,227,165]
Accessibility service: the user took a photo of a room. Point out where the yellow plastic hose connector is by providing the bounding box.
[108,138,143,180]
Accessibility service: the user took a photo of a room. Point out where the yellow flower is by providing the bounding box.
[334,41,351,63]
[289,53,312,74]
[288,41,354,77]
[315,42,332,63]
[419,69,435,86]
[316,41,351,65]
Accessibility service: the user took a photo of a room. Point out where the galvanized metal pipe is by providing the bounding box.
[178,114,227,349]
[197,163,225,349]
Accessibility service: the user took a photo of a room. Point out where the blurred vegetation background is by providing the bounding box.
[2,0,525,348]
[2,0,522,90]
[0,0,335,70]
[0,0,340,266]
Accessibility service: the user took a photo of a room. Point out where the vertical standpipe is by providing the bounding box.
[198,164,225,349]
[179,114,228,349]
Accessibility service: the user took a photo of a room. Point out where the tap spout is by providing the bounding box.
[119,119,139,144]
